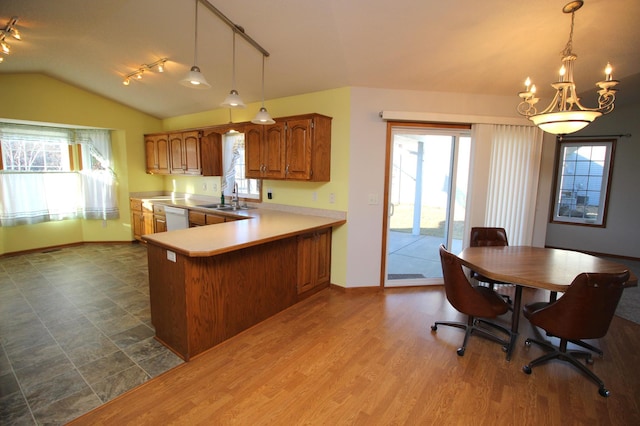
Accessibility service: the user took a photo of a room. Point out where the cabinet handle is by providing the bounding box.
[285,165,289,175]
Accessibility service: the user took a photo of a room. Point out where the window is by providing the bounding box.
[1,126,72,171]
[551,139,615,227]
[222,132,260,201]
[0,123,119,226]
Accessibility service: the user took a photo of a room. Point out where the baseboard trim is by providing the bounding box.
[0,240,139,258]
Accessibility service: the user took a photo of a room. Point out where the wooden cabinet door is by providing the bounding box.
[201,131,223,176]
[285,118,312,180]
[263,122,286,179]
[244,125,264,178]
[296,228,332,294]
[169,133,186,174]
[182,131,201,175]
[144,134,169,174]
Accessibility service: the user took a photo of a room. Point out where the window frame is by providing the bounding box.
[549,138,616,227]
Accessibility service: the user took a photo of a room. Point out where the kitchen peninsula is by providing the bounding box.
[142,207,345,361]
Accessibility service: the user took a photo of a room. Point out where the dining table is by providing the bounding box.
[457,246,638,360]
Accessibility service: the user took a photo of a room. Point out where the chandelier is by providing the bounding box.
[517,1,619,135]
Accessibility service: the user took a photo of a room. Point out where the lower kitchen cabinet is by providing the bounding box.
[297,228,332,295]
[130,198,154,242]
[153,204,167,233]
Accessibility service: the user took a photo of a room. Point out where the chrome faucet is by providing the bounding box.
[232,183,239,208]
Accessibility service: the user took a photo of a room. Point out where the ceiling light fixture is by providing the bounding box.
[180,0,211,89]
[252,55,275,125]
[221,30,246,108]
[122,58,168,86]
[517,1,619,135]
[0,16,21,60]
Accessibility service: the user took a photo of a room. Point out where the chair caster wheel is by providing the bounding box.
[456,348,465,356]
[524,340,531,348]
[586,357,594,365]
[598,387,610,397]
[501,345,508,352]
[431,325,437,332]
[522,365,532,374]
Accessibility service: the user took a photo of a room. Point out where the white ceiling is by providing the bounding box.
[2,0,639,119]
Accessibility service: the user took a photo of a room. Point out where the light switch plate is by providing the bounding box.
[166,250,176,262]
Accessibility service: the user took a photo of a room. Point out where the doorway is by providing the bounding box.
[383,123,471,287]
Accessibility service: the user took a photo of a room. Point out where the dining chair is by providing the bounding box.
[522,270,631,397]
[431,244,512,357]
[469,227,512,303]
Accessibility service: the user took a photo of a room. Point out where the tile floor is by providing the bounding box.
[0,243,183,425]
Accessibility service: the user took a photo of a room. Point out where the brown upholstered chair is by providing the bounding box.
[469,227,512,303]
[522,270,631,397]
[431,245,511,357]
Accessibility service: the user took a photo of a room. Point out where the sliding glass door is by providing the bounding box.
[384,124,470,287]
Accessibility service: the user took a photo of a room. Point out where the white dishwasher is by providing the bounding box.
[164,206,189,231]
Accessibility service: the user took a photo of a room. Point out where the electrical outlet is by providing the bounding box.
[312,191,317,201]
[267,189,273,200]
[212,183,218,193]
[329,193,335,203]
[202,183,208,191]
[368,193,379,205]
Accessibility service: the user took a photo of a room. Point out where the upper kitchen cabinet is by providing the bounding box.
[144,129,222,176]
[245,122,286,179]
[169,130,201,175]
[245,113,332,181]
[200,130,223,177]
[144,134,170,174]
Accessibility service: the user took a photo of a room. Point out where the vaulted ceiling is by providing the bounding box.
[1,0,639,119]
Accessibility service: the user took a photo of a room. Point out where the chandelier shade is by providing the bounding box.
[517,1,618,135]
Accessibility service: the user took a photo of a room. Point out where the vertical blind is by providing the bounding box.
[485,124,543,245]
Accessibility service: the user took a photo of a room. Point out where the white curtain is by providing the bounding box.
[76,129,119,220]
[485,124,543,245]
[221,133,242,196]
[0,123,118,226]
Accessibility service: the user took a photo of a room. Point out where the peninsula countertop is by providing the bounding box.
[141,205,346,257]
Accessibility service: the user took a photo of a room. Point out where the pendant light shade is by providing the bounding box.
[252,55,275,125]
[181,0,211,89]
[221,32,245,108]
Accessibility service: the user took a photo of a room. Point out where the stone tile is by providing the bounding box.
[23,369,88,412]
[92,365,149,403]
[138,350,184,378]
[0,390,34,425]
[64,335,120,367]
[14,352,75,391]
[0,371,21,396]
[32,386,101,425]
[110,324,155,349]
[77,350,135,384]
[123,336,171,363]
[1,323,55,356]
[93,313,144,337]
[7,340,65,371]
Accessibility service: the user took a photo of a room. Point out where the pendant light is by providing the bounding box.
[252,55,275,125]
[221,31,245,108]
[180,0,211,89]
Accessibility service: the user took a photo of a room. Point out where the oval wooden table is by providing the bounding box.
[457,246,638,360]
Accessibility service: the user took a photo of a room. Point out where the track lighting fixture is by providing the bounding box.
[0,16,21,61]
[122,58,168,86]
[180,0,211,89]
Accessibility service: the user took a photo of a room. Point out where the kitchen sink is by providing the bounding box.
[196,204,254,211]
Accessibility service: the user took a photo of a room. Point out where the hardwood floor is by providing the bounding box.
[69,285,640,425]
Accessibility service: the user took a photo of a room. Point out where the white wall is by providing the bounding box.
[545,101,640,258]
[346,87,534,287]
